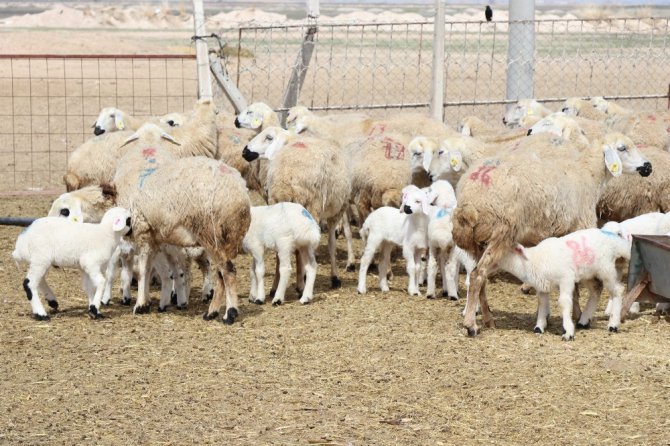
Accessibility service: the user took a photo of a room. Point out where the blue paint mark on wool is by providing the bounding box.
[302,208,316,222]
[436,208,447,219]
[139,168,157,189]
[600,229,618,238]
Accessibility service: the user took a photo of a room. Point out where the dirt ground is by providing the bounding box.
[0,195,669,445]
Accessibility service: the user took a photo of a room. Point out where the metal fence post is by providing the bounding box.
[506,0,535,108]
[192,0,213,100]
[430,0,446,121]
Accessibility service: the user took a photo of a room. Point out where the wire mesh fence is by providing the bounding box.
[215,17,670,124]
[0,55,197,194]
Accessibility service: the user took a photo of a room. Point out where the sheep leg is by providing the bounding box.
[464,245,500,335]
[426,245,439,299]
[153,254,175,313]
[604,278,625,333]
[249,254,266,304]
[558,281,576,341]
[269,253,280,297]
[84,266,106,319]
[571,283,582,321]
[342,216,356,272]
[102,245,121,305]
[163,248,189,309]
[295,250,304,294]
[378,242,393,292]
[444,247,460,300]
[404,247,421,296]
[534,292,551,334]
[195,254,213,302]
[299,247,317,304]
[39,277,58,311]
[119,250,134,306]
[357,235,382,295]
[577,279,602,329]
[133,245,155,314]
[272,247,293,306]
[220,261,240,324]
[328,223,341,288]
[24,264,49,320]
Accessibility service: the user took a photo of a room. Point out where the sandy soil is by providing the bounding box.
[1,195,669,445]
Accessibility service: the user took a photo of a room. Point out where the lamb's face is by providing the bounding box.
[601,133,652,178]
[48,193,85,223]
[400,186,429,215]
[94,107,124,135]
[243,127,288,161]
[428,138,463,181]
[235,102,270,130]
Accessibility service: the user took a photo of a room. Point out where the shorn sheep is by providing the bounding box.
[453,132,652,336]
[243,202,321,306]
[242,126,351,287]
[13,207,132,320]
[113,123,251,324]
[497,226,631,340]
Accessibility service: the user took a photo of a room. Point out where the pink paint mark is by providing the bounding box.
[469,166,495,186]
[647,114,657,122]
[383,137,405,160]
[565,236,595,267]
[142,147,157,158]
[219,164,231,174]
[114,218,121,226]
[292,141,307,149]
[368,123,386,137]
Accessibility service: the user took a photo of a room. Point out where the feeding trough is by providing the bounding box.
[0,217,37,227]
[621,235,670,321]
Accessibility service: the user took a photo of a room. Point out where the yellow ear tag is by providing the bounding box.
[73,216,79,223]
[117,120,125,130]
[527,109,534,116]
[610,163,619,173]
[450,157,458,167]
[252,118,262,128]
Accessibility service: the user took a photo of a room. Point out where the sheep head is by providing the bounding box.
[527,113,589,145]
[599,133,651,178]
[285,105,312,134]
[503,99,551,128]
[160,112,188,128]
[101,207,132,236]
[94,107,126,135]
[243,126,291,161]
[426,137,465,181]
[48,185,116,223]
[400,185,430,215]
[235,102,275,130]
[121,123,181,148]
[561,97,588,116]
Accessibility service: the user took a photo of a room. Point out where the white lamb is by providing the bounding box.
[400,185,435,296]
[243,202,321,306]
[602,212,670,314]
[12,207,132,320]
[497,226,631,340]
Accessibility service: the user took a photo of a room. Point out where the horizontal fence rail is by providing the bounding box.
[0,54,197,193]
[216,17,670,123]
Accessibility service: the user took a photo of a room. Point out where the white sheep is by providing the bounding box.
[12,207,132,320]
[503,99,553,128]
[243,202,321,306]
[93,107,147,135]
[399,185,435,296]
[497,226,631,340]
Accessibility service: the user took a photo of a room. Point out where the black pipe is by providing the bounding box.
[0,217,37,227]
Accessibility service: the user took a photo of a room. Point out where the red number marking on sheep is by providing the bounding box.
[383,137,405,160]
[469,166,495,186]
[647,114,657,122]
[368,123,386,137]
[292,142,307,149]
[565,236,595,267]
[142,147,157,158]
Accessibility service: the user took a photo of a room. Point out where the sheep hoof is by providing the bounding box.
[520,285,533,295]
[157,306,168,313]
[576,321,591,330]
[448,295,459,301]
[426,294,435,299]
[562,334,575,341]
[206,289,214,301]
[170,291,177,305]
[346,264,356,272]
[269,289,276,298]
[102,300,110,307]
[272,300,283,307]
[331,276,342,289]
[88,305,103,319]
[299,298,311,305]
[533,326,544,334]
[134,304,150,315]
[608,326,618,333]
[222,308,238,325]
[466,327,478,337]
[253,299,264,305]
[34,313,50,321]
[121,296,132,306]
[130,278,138,289]
[47,300,59,310]
[484,319,496,329]
[202,311,219,321]
[176,304,188,311]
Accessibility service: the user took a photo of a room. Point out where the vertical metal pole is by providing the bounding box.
[430,0,446,121]
[192,0,213,100]
[307,0,320,19]
[506,0,535,108]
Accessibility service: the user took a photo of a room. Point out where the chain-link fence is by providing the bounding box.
[0,55,197,193]
[216,17,670,124]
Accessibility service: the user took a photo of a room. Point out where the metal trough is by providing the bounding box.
[0,217,37,227]
[621,235,670,321]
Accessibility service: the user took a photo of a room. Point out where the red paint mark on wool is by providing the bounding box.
[292,142,307,149]
[219,164,231,174]
[368,123,386,137]
[565,236,595,267]
[647,114,657,121]
[142,147,157,158]
[469,166,495,186]
[383,137,406,160]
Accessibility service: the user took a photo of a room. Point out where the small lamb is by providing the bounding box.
[400,185,435,296]
[497,225,631,340]
[12,207,132,320]
[243,202,321,306]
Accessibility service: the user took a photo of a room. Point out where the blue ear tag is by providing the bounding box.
[302,208,315,222]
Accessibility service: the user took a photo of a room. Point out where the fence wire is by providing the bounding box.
[216,17,670,124]
[0,55,197,193]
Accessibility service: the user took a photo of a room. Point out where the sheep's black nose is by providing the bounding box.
[94,126,105,136]
[637,162,652,177]
[59,208,70,217]
[234,117,241,128]
[125,217,131,227]
[403,205,412,214]
[527,128,533,136]
[502,117,507,125]
[242,147,259,162]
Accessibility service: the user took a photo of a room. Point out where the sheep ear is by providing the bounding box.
[121,132,139,147]
[115,112,125,130]
[101,183,118,202]
[160,132,181,146]
[420,194,430,215]
[460,123,471,136]
[251,114,263,129]
[603,145,622,177]
[421,147,433,172]
[112,215,127,232]
[426,188,439,205]
[449,151,463,172]
[264,136,284,160]
[513,244,528,260]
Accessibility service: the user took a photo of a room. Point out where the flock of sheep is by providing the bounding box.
[12,94,670,340]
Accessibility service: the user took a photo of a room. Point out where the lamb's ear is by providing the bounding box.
[100,183,118,203]
[160,131,181,146]
[114,111,125,130]
[420,193,430,215]
[112,214,127,232]
[460,123,471,136]
[513,243,528,260]
[120,132,140,147]
[603,145,622,177]
[425,187,439,205]
[63,172,81,192]
[448,150,463,172]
